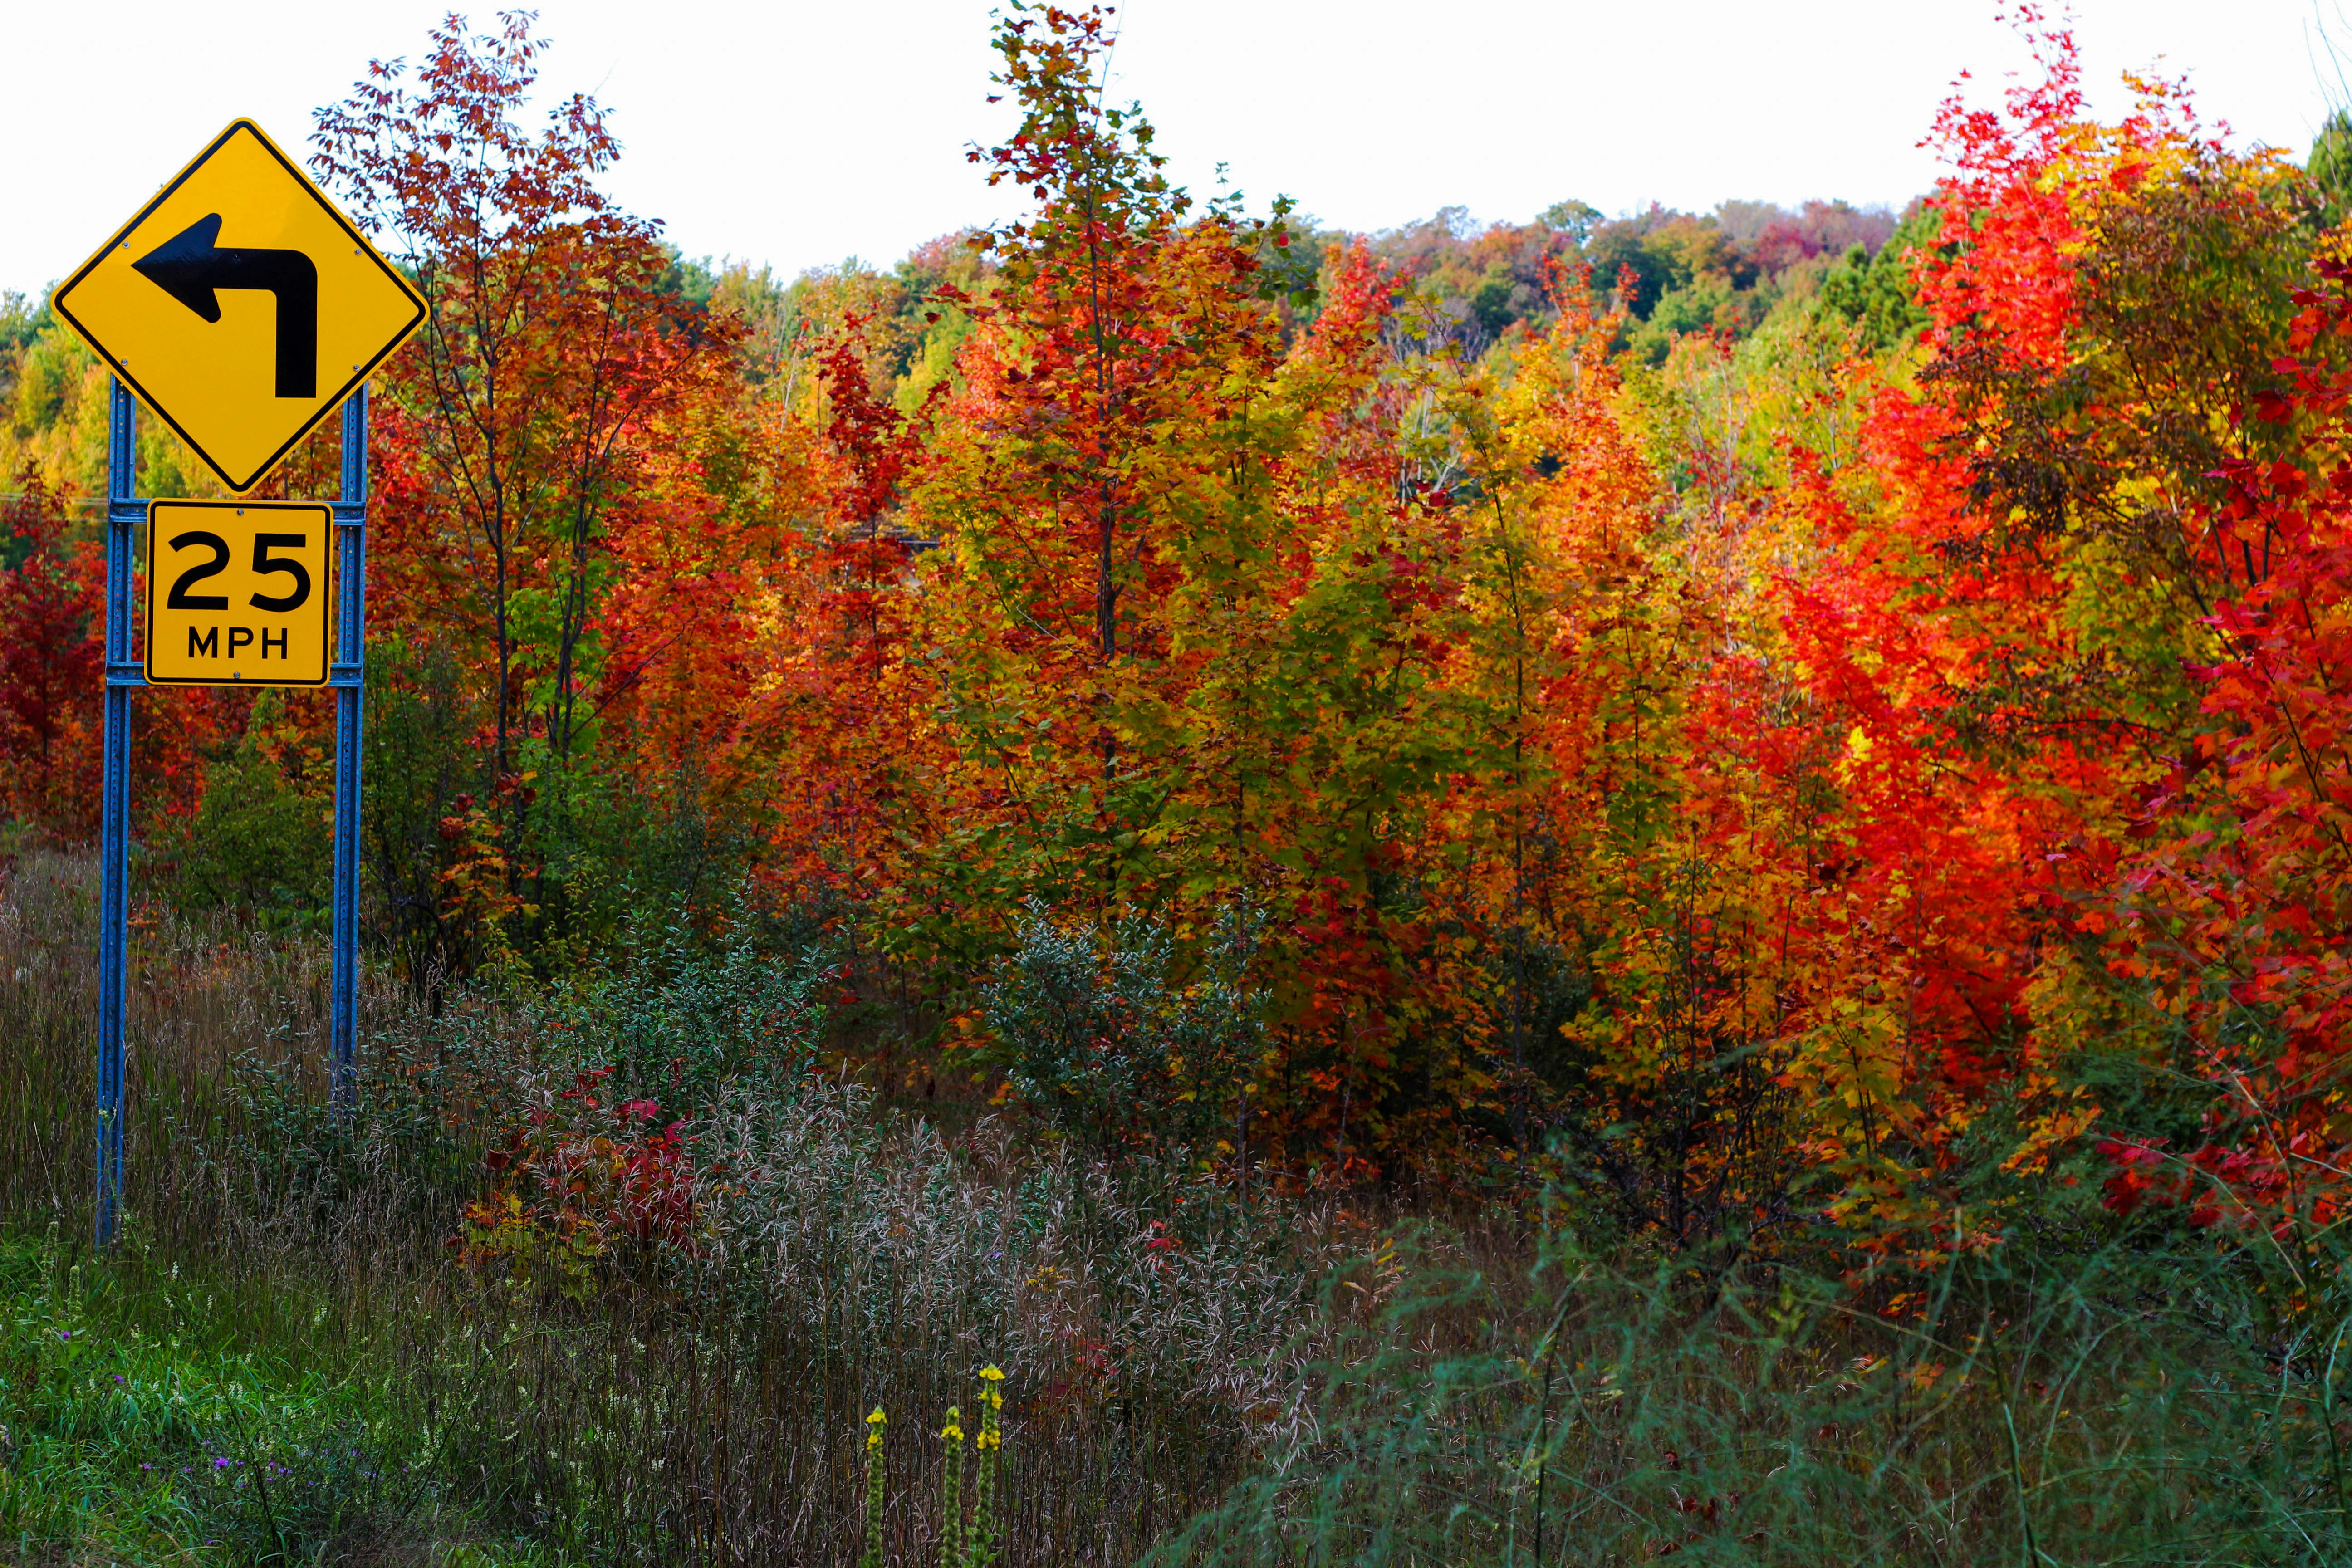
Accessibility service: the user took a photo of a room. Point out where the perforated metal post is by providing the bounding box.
[95,378,139,1247]
[329,385,368,1110]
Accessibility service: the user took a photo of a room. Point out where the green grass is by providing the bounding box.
[0,1228,564,1566]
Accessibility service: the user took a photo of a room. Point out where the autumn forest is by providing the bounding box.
[0,4,2347,1563]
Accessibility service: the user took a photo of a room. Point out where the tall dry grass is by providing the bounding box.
[364,1091,1338,1563]
[0,850,1345,1564]
[0,848,363,1235]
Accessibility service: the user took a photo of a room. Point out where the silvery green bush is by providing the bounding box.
[979,900,1265,1153]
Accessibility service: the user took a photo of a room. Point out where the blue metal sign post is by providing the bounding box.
[95,381,136,1248]
[93,379,370,1245]
[328,385,369,1111]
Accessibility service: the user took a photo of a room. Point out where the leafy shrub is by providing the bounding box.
[978,901,1264,1153]
[459,1069,698,1296]
[531,911,831,1117]
[153,695,333,931]
[395,921,823,1295]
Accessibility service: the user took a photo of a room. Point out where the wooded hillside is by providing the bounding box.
[1,5,2345,1271]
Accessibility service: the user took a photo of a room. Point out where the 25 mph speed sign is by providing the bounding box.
[145,500,332,686]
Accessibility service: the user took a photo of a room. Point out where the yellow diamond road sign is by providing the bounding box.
[146,500,332,687]
[51,119,425,495]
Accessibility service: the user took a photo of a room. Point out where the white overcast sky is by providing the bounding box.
[4,0,2345,295]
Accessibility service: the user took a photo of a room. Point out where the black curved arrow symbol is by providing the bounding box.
[132,213,317,398]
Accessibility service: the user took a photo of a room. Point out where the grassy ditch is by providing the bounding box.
[0,851,2348,1563]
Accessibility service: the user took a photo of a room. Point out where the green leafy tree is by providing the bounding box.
[1817,201,1935,349]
